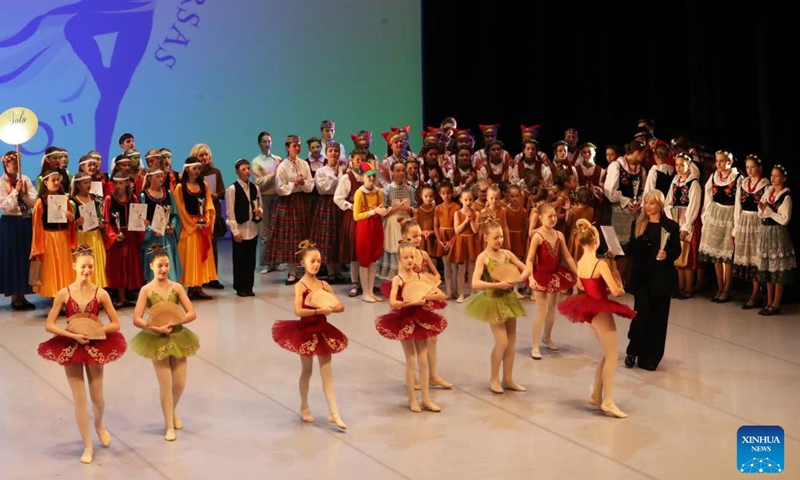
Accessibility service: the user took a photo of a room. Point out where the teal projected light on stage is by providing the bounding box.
[0,0,422,177]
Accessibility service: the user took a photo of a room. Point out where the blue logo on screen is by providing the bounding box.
[738,426,784,473]
[0,1,154,166]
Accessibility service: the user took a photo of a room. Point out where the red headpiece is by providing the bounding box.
[479,124,500,136]
[520,124,541,140]
[454,128,471,139]
[350,131,372,148]
[382,130,404,145]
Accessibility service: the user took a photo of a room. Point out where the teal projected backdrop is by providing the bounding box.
[0,0,422,178]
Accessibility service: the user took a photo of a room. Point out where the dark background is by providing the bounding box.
[421,1,797,297]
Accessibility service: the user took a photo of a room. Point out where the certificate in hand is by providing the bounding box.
[151,205,168,236]
[47,195,69,223]
[600,226,625,256]
[204,174,217,193]
[90,181,104,197]
[128,203,148,232]
[78,202,100,231]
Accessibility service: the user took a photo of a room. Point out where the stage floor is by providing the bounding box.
[1,239,796,479]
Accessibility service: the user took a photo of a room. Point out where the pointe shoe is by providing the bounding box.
[164,428,176,441]
[456,295,464,304]
[301,408,314,423]
[489,381,504,394]
[530,348,542,360]
[328,414,347,430]
[542,339,559,351]
[422,401,441,412]
[600,403,628,418]
[173,415,183,430]
[95,426,111,446]
[361,295,376,303]
[80,447,93,464]
[501,381,527,392]
[430,377,454,389]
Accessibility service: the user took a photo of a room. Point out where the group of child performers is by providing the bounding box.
[13,148,220,308]
[37,244,199,464]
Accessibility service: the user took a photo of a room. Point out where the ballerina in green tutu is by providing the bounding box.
[464,216,530,394]
[131,244,198,442]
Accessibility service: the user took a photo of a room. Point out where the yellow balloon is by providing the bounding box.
[0,107,39,145]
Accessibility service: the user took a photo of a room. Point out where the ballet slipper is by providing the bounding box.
[588,396,602,407]
[328,413,347,430]
[164,428,176,441]
[80,447,93,464]
[600,403,628,419]
[409,399,422,412]
[361,295,376,303]
[301,408,314,423]
[422,401,441,412]
[456,295,464,304]
[501,381,527,392]
[489,381,504,394]
[173,414,182,430]
[530,348,542,360]
[95,426,111,446]
[515,291,524,299]
[370,294,383,302]
[430,377,453,389]
[542,339,559,351]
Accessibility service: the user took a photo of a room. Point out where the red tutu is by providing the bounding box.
[558,294,637,323]
[272,315,348,356]
[37,332,127,365]
[557,277,636,323]
[375,306,447,341]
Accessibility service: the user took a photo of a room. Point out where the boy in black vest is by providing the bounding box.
[225,159,263,297]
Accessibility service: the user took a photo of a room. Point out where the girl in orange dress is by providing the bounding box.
[505,185,528,259]
[30,170,77,299]
[434,182,459,297]
[449,189,480,302]
[481,185,510,250]
[505,185,528,297]
[414,184,438,259]
[174,157,216,299]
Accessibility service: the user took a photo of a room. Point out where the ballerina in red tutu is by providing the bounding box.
[37,245,127,464]
[525,203,578,359]
[390,218,452,390]
[271,241,348,429]
[558,219,634,418]
[377,241,447,412]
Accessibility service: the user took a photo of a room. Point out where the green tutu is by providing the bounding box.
[130,326,200,360]
[464,289,526,324]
